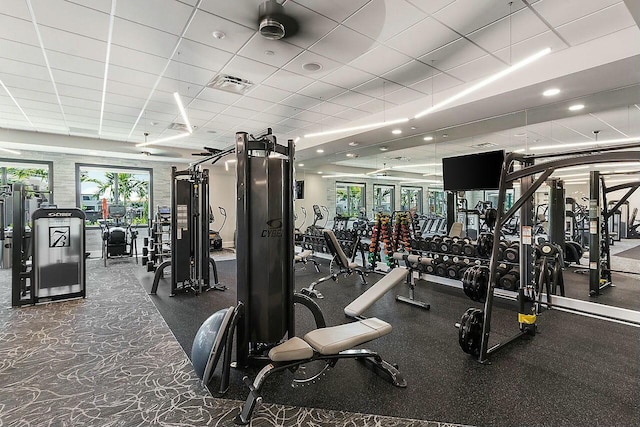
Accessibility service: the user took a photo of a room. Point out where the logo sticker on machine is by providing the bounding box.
[49,226,71,247]
[261,218,283,237]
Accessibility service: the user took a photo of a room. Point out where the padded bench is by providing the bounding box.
[269,317,392,361]
[344,268,409,318]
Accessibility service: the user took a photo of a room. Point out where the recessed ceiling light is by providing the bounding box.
[346,153,355,157]
[264,50,275,56]
[380,146,389,151]
[410,126,417,130]
[442,133,448,138]
[316,149,324,153]
[298,163,304,167]
[348,141,359,146]
[317,171,323,174]
[392,129,402,135]
[569,104,585,111]
[514,132,526,137]
[543,88,560,97]
[212,31,226,39]
[423,136,433,141]
[302,62,322,72]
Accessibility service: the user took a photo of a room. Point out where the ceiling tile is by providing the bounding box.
[283,50,341,78]
[353,99,384,114]
[591,107,640,136]
[163,62,215,87]
[292,0,368,22]
[115,0,194,35]
[1,0,31,19]
[107,93,147,109]
[406,0,455,14]
[307,101,349,116]
[0,60,49,85]
[556,3,635,46]
[493,31,566,63]
[176,38,234,72]
[335,108,370,121]
[321,65,375,90]
[108,65,157,89]
[386,17,459,58]
[329,90,374,108]
[47,51,103,78]
[223,55,278,85]
[263,103,300,118]
[52,70,102,91]
[197,0,259,28]
[0,39,47,67]
[56,83,100,101]
[419,37,485,71]
[466,8,549,54]
[197,87,245,104]
[446,54,506,83]
[280,117,313,129]
[251,112,291,124]
[14,99,60,113]
[0,73,52,93]
[60,95,100,110]
[309,25,376,65]
[183,9,256,54]
[344,0,426,42]
[349,45,412,76]
[145,99,177,115]
[31,0,109,40]
[102,103,145,117]
[233,96,275,112]
[291,110,326,123]
[352,78,402,98]
[297,81,345,100]
[263,69,314,92]
[531,0,621,28]
[112,17,179,58]
[237,37,304,68]
[109,44,167,75]
[433,0,527,36]
[39,26,107,62]
[384,87,426,104]
[281,94,322,109]
[106,80,154,100]
[0,14,39,46]
[9,87,59,104]
[276,2,338,49]
[410,72,462,94]
[246,84,292,103]
[382,60,436,87]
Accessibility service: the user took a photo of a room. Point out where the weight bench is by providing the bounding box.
[294,249,320,273]
[344,267,419,317]
[299,229,367,298]
[235,317,405,425]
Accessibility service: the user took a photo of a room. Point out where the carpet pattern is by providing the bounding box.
[0,259,463,427]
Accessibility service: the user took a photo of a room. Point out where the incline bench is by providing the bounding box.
[299,229,367,298]
[294,249,320,273]
[234,268,410,424]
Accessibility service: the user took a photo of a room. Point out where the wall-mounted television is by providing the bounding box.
[295,180,304,199]
[442,150,505,191]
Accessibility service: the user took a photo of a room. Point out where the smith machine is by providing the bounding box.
[457,143,640,363]
[150,147,232,296]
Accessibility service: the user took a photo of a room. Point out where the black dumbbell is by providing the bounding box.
[499,268,520,291]
[503,241,519,263]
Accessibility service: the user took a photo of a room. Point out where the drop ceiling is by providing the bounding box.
[0,0,638,167]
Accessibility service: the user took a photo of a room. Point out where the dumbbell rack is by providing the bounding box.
[368,213,391,270]
[300,227,368,268]
[142,217,171,273]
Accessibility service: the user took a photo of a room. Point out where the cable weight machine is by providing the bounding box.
[150,147,232,296]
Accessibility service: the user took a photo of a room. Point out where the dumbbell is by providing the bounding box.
[503,242,519,263]
[141,256,148,266]
[429,236,441,252]
[476,233,493,258]
[499,268,520,291]
[494,263,511,288]
[462,242,477,257]
[496,240,510,261]
[435,261,449,277]
[450,237,463,255]
[143,237,149,247]
[439,237,453,253]
[146,261,155,273]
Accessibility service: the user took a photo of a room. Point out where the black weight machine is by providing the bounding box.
[99,204,138,267]
[190,130,404,424]
[150,149,229,296]
[457,144,640,363]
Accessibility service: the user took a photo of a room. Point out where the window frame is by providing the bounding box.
[373,184,395,214]
[400,185,423,214]
[0,158,54,203]
[335,181,366,218]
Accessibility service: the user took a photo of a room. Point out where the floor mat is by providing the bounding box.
[612,243,640,260]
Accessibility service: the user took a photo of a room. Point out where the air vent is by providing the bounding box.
[167,122,189,132]
[207,74,254,95]
[390,156,411,162]
[471,142,498,148]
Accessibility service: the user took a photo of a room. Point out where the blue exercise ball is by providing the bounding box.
[191,308,232,380]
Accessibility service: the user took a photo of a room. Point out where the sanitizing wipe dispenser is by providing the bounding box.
[31,208,86,302]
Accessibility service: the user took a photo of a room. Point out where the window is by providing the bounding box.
[373,184,394,214]
[1,159,53,226]
[76,165,152,226]
[401,186,423,214]
[427,189,446,216]
[335,182,365,218]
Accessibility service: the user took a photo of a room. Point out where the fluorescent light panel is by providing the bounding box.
[173,92,193,133]
[530,137,640,151]
[415,47,551,119]
[0,147,21,155]
[136,132,190,147]
[99,0,117,135]
[304,117,409,138]
[0,80,35,128]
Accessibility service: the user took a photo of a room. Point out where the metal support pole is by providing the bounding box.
[589,171,601,296]
[547,178,565,249]
[446,191,456,232]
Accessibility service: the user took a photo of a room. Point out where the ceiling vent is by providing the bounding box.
[167,122,189,132]
[470,142,498,148]
[258,0,298,40]
[390,156,411,162]
[207,74,254,95]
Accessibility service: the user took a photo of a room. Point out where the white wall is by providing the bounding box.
[206,166,237,246]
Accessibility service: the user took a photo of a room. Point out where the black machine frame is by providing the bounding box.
[470,143,640,363]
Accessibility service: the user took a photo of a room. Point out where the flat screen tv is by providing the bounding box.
[442,150,505,191]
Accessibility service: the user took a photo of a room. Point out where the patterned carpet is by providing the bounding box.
[0,259,463,427]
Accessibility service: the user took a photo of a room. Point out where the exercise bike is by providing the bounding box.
[209,206,227,251]
[99,204,138,267]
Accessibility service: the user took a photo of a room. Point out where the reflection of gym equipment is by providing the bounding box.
[142,206,171,272]
[150,159,226,296]
[99,204,138,267]
[629,207,640,238]
[294,206,306,243]
[10,183,86,307]
[300,229,367,298]
[209,206,227,251]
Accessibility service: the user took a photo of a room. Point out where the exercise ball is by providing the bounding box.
[191,308,232,380]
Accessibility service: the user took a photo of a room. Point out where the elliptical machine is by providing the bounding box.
[99,204,138,267]
[209,206,227,251]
